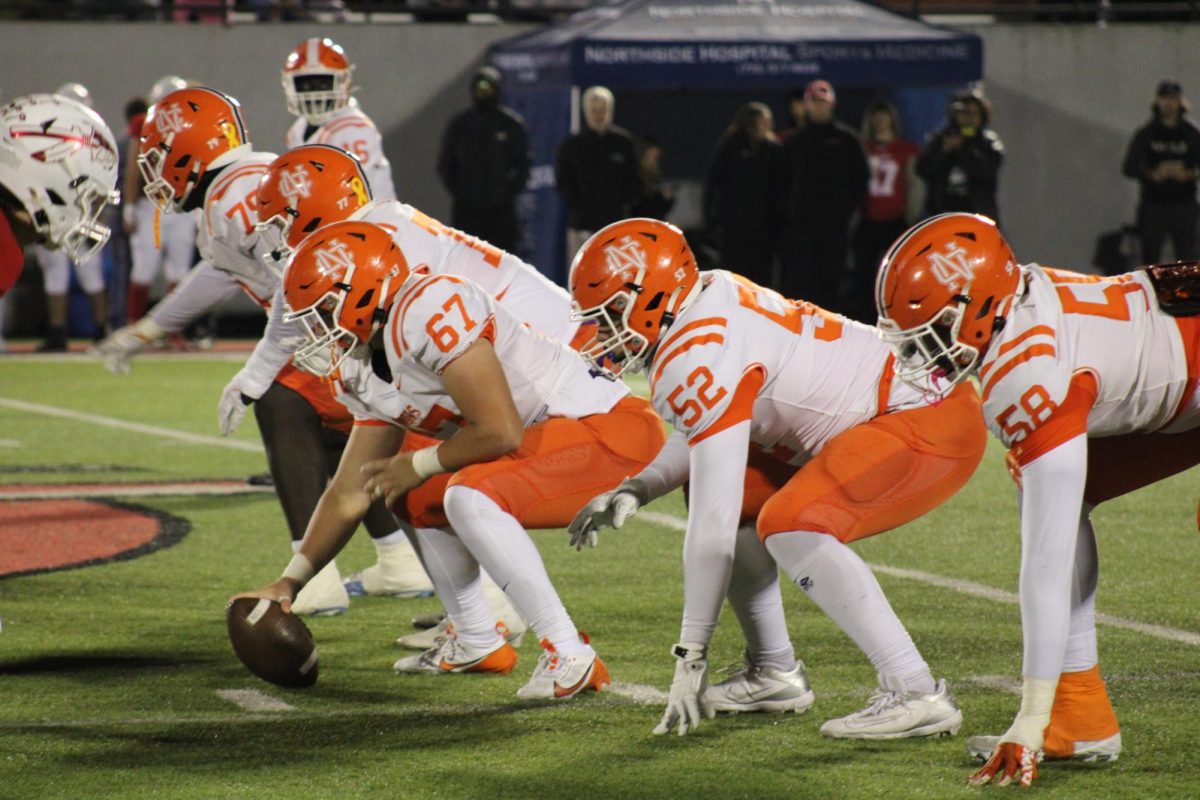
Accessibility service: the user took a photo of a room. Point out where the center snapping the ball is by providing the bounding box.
[226,597,319,688]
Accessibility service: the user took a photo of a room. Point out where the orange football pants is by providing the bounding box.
[394,396,666,530]
[275,363,354,435]
[746,383,987,543]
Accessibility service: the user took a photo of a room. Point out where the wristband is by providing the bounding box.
[411,445,447,480]
[281,552,315,586]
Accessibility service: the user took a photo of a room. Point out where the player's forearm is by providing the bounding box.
[297,486,370,576]
[630,430,690,501]
[149,260,240,332]
[1017,434,1088,681]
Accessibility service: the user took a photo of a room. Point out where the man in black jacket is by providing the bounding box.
[1122,80,1200,263]
[437,67,531,254]
[555,86,639,262]
[781,80,869,312]
[916,90,1004,223]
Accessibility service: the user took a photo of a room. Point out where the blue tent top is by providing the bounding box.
[491,0,982,90]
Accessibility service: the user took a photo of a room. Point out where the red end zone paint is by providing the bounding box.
[0,499,189,578]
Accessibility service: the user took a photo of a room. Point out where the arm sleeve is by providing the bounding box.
[630,430,691,500]
[1017,433,1088,680]
[148,260,242,332]
[231,285,306,400]
[679,420,753,647]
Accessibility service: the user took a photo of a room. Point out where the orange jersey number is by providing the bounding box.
[732,274,842,340]
[426,293,478,353]
[995,384,1058,442]
[1046,270,1149,321]
[409,209,502,268]
[667,365,727,428]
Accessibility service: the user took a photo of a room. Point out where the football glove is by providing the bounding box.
[968,705,1047,787]
[566,477,649,551]
[652,642,714,736]
[218,380,254,437]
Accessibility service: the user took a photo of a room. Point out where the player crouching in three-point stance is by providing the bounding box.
[234,220,665,699]
[874,212,1200,786]
[569,219,985,736]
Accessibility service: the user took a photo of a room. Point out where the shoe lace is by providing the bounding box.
[533,639,562,676]
[859,688,905,717]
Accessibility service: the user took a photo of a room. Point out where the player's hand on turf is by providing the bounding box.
[230,578,301,614]
[653,642,713,736]
[968,742,1039,787]
[218,380,253,436]
[566,478,648,550]
[360,452,422,508]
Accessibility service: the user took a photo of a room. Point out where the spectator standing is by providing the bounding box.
[631,136,675,221]
[916,89,1004,223]
[555,86,639,262]
[1121,80,1200,263]
[702,102,786,289]
[437,66,531,254]
[849,100,921,323]
[776,86,807,142]
[781,80,869,311]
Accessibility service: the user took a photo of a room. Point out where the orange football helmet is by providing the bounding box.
[875,212,1021,389]
[282,38,353,126]
[138,87,249,212]
[256,144,372,271]
[282,220,408,377]
[569,218,700,379]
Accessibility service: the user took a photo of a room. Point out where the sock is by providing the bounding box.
[127,282,150,322]
[727,524,795,672]
[443,486,588,657]
[413,526,500,651]
[766,530,935,695]
[1045,665,1120,755]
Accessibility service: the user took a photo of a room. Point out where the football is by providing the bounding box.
[226,597,319,688]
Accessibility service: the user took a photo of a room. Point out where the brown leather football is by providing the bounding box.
[226,597,318,688]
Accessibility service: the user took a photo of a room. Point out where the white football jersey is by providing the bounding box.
[332,273,626,434]
[979,265,1189,449]
[649,270,926,464]
[198,151,279,305]
[351,199,577,343]
[285,105,396,201]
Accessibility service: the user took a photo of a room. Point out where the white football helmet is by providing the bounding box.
[55,82,94,109]
[0,94,120,263]
[149,75,187,104]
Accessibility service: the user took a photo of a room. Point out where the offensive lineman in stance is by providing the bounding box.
[876,212,1200,786]
[569,219,985,736]
[236,220,665,697]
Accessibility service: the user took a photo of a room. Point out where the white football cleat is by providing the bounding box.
[396,618,524,651]
[516,635,610,700]
[343,562,434,598]
[820,679,962,739]
[291,560,349,617]
[705,659,815,714]
[967,732,1121,763]
[392,627,517,675]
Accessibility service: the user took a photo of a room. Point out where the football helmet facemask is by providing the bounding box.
[569,218,700,379]
[282,220,407,377]
[875,212,1022,390]
[0,93,120,263]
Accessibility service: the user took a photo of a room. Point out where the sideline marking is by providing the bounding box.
[0,397,264,453]
[216,689,296,713]
[0,481,273,501]
[640,511,1200,647]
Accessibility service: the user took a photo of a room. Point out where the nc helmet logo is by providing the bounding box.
[312,237,356,278]
[603,235,645,281]
[153,103,187,137]
[926,240,974,290]
[278,165,313,208]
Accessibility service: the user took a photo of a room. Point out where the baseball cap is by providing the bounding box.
[1156,80,1183,98]
[805,80,835,103]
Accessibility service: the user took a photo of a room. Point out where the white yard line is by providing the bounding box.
[215,688,296,712]
[642,510,1200,647]
[0,397,264,453]
[608,682,668,705]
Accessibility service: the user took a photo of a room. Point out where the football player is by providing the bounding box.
[282,38,396,201]
[876,212,1198,786]
[121,75,198,325]
[234,220,666,698]
[0,93,119,301]
[245,143,581,628]
[31,84,112,351]
[569,218,985,737]
[92,87,405,616]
